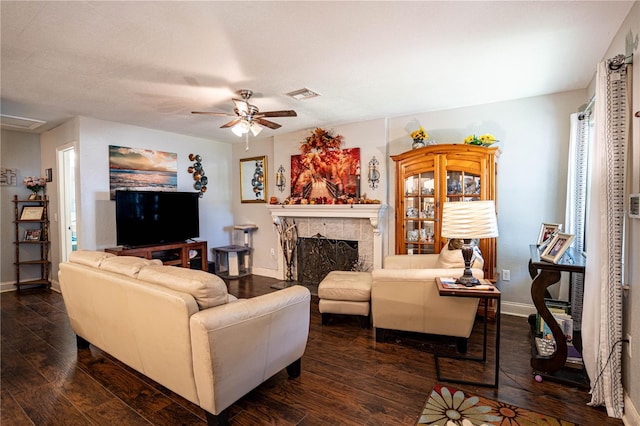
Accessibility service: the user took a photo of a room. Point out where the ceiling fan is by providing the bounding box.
[192,89,297,137]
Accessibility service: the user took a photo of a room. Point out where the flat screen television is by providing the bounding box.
[115,190,200,247]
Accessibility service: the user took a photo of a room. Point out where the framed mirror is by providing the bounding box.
[240,156,267,203]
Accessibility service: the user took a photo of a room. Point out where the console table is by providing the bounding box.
[105,240,208,271]
[528,244,587,386]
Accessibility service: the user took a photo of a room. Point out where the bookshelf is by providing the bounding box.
[13,195,51,292]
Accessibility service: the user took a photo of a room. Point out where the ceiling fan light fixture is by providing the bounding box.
[232,120,250,137]
[250,122,263,136]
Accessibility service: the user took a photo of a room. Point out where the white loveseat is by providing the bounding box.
[370,247,484,352]
[58,250,311,425]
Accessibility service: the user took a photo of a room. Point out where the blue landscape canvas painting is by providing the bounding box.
[109,145,177,199]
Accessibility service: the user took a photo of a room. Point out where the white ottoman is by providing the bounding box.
[318,271,372,328]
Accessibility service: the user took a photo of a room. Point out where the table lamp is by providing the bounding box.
[441,200,499,286]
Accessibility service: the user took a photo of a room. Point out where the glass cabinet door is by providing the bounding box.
[403,171,436,254]
[445,170,481,202]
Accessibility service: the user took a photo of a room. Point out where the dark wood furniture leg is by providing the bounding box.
[530,269,566,373]
[76,335,90,349]
[205,409,229,426]
[286,358,301,378]
[321,313,331,325]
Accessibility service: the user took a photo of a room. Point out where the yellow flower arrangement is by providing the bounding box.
[464,133,497,146]
[410,126,429,141]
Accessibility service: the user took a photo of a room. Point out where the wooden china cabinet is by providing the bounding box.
[391,144,499,281]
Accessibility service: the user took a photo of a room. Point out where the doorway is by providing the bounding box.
[57,143,77,262]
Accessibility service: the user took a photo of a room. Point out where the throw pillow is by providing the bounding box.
[137,265,229,310]
[436,241,484,269]
[436,244,466,268]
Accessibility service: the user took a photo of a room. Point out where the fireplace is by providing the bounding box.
[266,204,386,281]
[297,234,358,285]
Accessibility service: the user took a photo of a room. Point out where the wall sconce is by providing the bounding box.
[368,157,380,190]
[276,164,286,192]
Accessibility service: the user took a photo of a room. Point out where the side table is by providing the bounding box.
[528,244,588,387]
[434,277,501,388]
[212,245,250,279]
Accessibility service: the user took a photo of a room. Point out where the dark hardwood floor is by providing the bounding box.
[1,275,622,425]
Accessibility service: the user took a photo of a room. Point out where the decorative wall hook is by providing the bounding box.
[368,157,380,190]
[188,153,207,197]
[276,165,286,192]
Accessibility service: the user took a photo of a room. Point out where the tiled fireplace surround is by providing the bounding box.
[266,205,387,276]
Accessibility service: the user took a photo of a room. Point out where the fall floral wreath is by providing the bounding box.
[299,128,344,154]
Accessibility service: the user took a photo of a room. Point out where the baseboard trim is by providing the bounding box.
[500,301,537,318]
[0,280,60,293]
[0,281,16,293]
[624,391,640,426]
[251,267,281,280]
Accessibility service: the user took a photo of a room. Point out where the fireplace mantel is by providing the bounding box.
[266,204,386,235]
[266,204,387,270]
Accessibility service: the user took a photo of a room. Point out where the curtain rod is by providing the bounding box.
[579,95,595,120]
[579,54,633,119]
[609,53,633,70]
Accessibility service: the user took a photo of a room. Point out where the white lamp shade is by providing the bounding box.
[441,201,499,239]
[232,120,251,137]
[250,121,263,136]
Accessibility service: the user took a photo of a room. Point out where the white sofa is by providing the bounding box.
[370,248,484,352]
[58,250,311,425]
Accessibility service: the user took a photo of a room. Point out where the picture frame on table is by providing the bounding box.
[24,229,42,241]
[541,232,575,263]
[20,206,44,220]
[240,156,267,203]
[537,223,562,246]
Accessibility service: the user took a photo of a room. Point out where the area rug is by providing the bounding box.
[418,384,577,425]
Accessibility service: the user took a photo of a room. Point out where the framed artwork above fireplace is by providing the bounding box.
[290,148,360,201]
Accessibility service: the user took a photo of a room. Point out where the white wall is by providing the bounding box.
[0,129,43,290]
[232,91,585,299]
[388,90,586,310]
[231,119,389,279]
[40,116,233,288]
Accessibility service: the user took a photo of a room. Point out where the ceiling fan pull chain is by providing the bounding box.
[245,133,250,151]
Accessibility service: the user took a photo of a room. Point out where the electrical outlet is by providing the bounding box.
[502,269,511,281]
[270,248,276,257]
[626,334,632,358]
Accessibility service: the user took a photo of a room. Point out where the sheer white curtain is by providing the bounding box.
[565,112,590,329]
[582,55,630,418]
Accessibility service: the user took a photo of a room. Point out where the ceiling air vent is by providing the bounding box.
[630,194,640,219]
[285,88,320,101]
[0,114,46,131]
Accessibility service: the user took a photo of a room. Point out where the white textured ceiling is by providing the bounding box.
[0,1,634,144]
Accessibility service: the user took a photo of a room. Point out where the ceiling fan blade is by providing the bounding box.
[232,98,249,115]
[220,118,242,128]
[191,111,235,117]
[255,118,281,129]
[259,110,297,118]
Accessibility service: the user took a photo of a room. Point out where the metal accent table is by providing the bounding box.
[434,277,501,388]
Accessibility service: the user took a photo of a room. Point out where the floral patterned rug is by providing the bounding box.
[418,384,577,425]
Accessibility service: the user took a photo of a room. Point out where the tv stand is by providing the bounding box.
[105,241,208,271]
